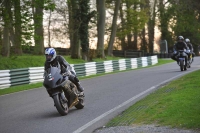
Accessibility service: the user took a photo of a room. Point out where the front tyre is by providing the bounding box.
[53,94,69,116]
[180,60,184,71]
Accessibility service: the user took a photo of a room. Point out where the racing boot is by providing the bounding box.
[176,59,179,65]
[69,75,84,92]
[74,82,84,92]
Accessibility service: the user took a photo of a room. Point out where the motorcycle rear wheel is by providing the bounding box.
[75,97,85,109]
[53,94,69,116]
[184,65,187,71]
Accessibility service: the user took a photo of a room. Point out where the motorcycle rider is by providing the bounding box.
[185,38,194,62]
[171,36,189,64]
[44,48,84,107]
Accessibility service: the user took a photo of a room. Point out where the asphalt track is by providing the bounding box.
[0,57,200,133]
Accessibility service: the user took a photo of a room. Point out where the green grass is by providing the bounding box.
[0,54,174,70]
[0,55,124,70]
[0,55,84,70]
[106,70,200,130]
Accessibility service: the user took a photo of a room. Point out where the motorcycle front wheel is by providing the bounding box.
[53,94,69,116]
[180,60,184,71]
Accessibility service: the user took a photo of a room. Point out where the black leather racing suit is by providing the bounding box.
[171,41,189,63]
[44,55,74,74]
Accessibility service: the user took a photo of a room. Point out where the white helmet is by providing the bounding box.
[178,36,184,40]
[185,38,190,43]
[45,48,57,62]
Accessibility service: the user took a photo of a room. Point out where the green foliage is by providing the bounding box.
[164,0,200,45]
[0,54,127,70]
[78,0,96,54]
[21,0,34,47]
[44,0,56,11]
[116,0,148,39]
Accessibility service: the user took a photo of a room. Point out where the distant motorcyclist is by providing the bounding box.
[185,38,195,62]
[171,36,189,64]
[44,48,84,106]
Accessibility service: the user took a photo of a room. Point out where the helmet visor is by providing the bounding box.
[46,55,53,62]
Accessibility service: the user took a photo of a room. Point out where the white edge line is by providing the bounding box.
[73,69,199,133]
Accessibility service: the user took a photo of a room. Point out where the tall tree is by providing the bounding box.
[14,0,22,54]
[157,0,173,50]
[116,0,148,51]
[119,2,126,50]
[107,0,121,56]
[0,29,2,51]
[67,0,74,50]
[96,0,105,58]
[133,1,138,50]
[32,0,44,55]
[125,0,132,49]
[139,0,149,52]
[1,0,12,57]
[70,0,80,59]
[148,0,157,53]
[47,10,52,47]
[78,0,96,60]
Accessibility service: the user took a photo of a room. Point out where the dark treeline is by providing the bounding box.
[0,0,200,60]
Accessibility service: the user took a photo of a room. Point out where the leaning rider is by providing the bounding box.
[44,48,84,107]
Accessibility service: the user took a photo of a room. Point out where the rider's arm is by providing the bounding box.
[44,62,49,72]
[184,42,189,50]
[190,43,194,52]
[57,55,71,71]
[173,43,177,51]
[43,62,49,77]
[58,55,76,75]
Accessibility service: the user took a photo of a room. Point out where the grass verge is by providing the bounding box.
[0,55,124,70]
[106,69,200,130]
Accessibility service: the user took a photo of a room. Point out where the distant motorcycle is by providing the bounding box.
[177,50,188,71]
[43,65,84,116]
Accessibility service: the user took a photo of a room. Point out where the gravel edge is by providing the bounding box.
[93,124,200,133]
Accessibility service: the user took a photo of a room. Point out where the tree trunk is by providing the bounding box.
[7,0,14,52]
[125,0,132,50]
[133,3,138,50]
[79,0,96,60]
[96,0,105,58]
[70,0,80,59]
[33,0,44,55]
[2,26,10,57]
[148,0,157,53]
[0,30,2,49]
[140,1,148,52]
[1,0,11,57]
[127,34,132,49]
[119,3,126,50]
[107,0,121,56]
[47,10,52,48]
[140,28,148,52]
[67,0,74,51]
[14,0,22,55]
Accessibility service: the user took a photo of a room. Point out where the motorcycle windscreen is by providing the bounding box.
[44,67,63,88]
